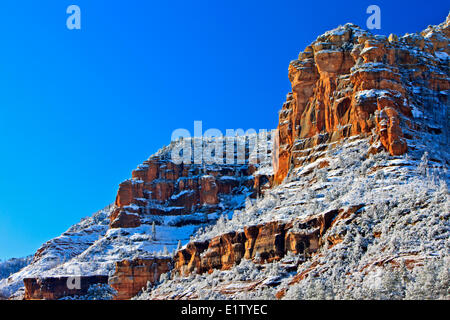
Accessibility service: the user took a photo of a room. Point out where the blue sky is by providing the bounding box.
[0,0,448,260]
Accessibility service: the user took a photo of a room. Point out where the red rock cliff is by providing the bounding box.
[274,19,450,184]
[110,136,273,228]
[109,257,172,300]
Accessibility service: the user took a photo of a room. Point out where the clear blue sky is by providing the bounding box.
[0,0,447,260]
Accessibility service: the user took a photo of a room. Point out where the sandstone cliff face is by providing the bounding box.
[274,18,450,184]
[110,135,273,228]
[102,136,274,299]
[109,258,172,300]
[7,16,449,301]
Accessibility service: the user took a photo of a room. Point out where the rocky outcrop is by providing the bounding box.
[11,15,449,301]
[110,136,273,228]
[23,275,108,300]
[109,258,172,300]
[109,158,249,228]
[174,206,363,275]
[274,17,450,184]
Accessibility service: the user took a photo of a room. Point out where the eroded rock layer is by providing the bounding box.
[274,18,449,183]
[109,258,172,300]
